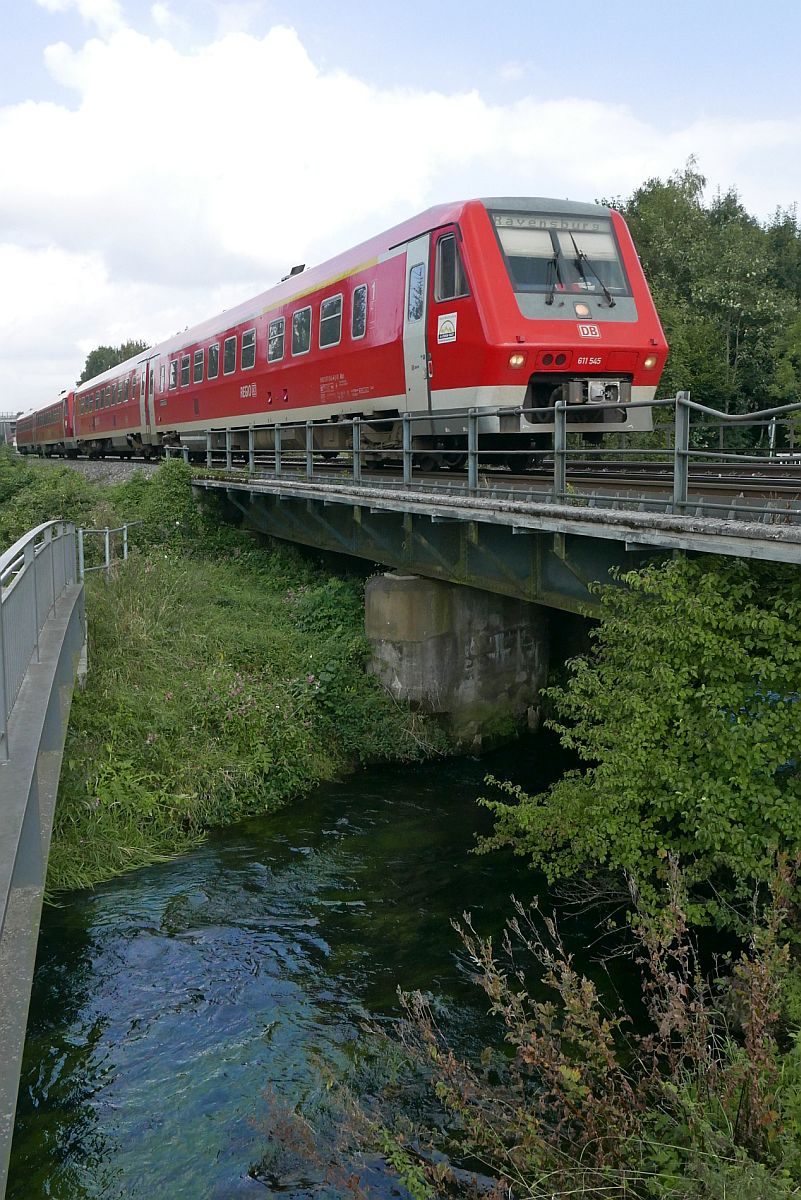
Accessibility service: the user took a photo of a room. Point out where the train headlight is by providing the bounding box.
[508,352,527,368]
[574,302,590,317]
[643,354,658,369]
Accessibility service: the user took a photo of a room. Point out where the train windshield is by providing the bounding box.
[489,212,631,297]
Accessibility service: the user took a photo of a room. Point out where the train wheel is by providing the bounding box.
[442,454,467,470]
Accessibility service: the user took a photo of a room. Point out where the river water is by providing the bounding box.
[9,735,603,1198]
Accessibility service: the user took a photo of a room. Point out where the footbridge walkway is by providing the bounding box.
[0,522,85,1197]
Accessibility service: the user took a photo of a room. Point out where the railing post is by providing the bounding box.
[50,526,57,614]
[78,526,85,582]
[352,417,362,484]
[30,541,40,662]
[553,401,567,499]
[402,413,412,485]
[206,430,212,469]
[305,421,314,480]
[673,391,690,512]
[182,445,189,463]
[104,527,111,578]
[248,427,255,474]
[225,429,232,471]
[0,581,8,761]
[467,409,478,495]
[274,424,282,477]
[123,523,129,562]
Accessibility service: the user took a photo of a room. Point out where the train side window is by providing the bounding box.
[159,364,165,393]
[169,360,178,390]
[267,317,285,362]
[124,378,129,403]
[208,343,220,379]
[435,234,470,301]
[351,285,367,339]
[241,329,256,370]
[223,335,237,375]
[105,386,112,408]
[291,307,312,356]
[180,354,190,386]
[407,263,426,321]
[193,349,204,384]
[112,382,118,405]
[319,295,342,348]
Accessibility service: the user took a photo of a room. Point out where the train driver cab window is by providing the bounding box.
[241,329,256,370]
[435,234,469,301]
[223,335,237,375]
[291,307,312,356]
[181,354,191,386]
[208,343,220,379]
[267,317,285,362]
[193,349,204,384]
[319,295,342,348]
[407,263,426,321]
[169,360,178,390]
[351,285,367,339]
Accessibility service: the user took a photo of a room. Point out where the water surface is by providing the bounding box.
[10,736,591,1198]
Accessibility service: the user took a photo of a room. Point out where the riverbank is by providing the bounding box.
[0,451,449,892]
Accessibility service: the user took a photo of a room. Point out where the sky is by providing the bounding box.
[3,0,801,415]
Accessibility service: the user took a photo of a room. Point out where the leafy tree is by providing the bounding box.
[78,340,149,384]
[479,556,801,926]
[616,159,801,421]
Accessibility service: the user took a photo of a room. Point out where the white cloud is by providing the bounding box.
[35,0,125,35]
[3,17,801,413]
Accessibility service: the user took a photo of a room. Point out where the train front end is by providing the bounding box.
[471,197,667,438]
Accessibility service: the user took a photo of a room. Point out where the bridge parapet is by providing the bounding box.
[0,522,85,1197]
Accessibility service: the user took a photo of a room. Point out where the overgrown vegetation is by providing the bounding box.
[479,555,801,929]
[0,453,447,891]
[614,159,801,424]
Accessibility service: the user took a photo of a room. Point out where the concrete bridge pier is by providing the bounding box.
[365,573,548,750]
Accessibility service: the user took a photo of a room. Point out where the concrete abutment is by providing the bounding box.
[365,572,549,750]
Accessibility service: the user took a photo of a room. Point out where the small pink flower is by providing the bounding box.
[306,674,315,684]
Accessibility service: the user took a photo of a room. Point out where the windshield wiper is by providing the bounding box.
[545,250,563,306]
[569,233,616,307]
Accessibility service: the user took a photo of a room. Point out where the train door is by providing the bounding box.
[402,234,431,412]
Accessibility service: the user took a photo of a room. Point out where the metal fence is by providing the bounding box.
[0,521,77,761]
[177,392,801,526]
[77,523,138,580]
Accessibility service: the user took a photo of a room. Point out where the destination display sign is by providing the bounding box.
[491,213,606,233]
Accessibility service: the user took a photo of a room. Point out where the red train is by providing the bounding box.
[16,197,667,464]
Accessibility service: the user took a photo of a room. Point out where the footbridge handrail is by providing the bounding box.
[0,519,83,1198]
[0,521,77,761]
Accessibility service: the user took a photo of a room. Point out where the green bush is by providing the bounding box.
[479,556,801,927]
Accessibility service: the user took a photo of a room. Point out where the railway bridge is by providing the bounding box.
[191,392,801,744]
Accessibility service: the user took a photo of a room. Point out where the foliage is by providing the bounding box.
[367,861,801,1198]
[614,160,801,432]
[257,863,801,1198]
[478,555,801,926]
[77,340,150,384]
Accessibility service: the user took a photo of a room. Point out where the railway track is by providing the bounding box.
[29,451,801,502]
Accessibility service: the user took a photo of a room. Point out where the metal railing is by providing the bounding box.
[173,392,801,526]
[0,521,77,761]
[77,523,138,580]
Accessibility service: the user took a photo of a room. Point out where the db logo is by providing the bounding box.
[577,323,601,338]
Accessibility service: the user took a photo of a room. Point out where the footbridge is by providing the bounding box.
[0,522,85,1197]
[190,394,801,614]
